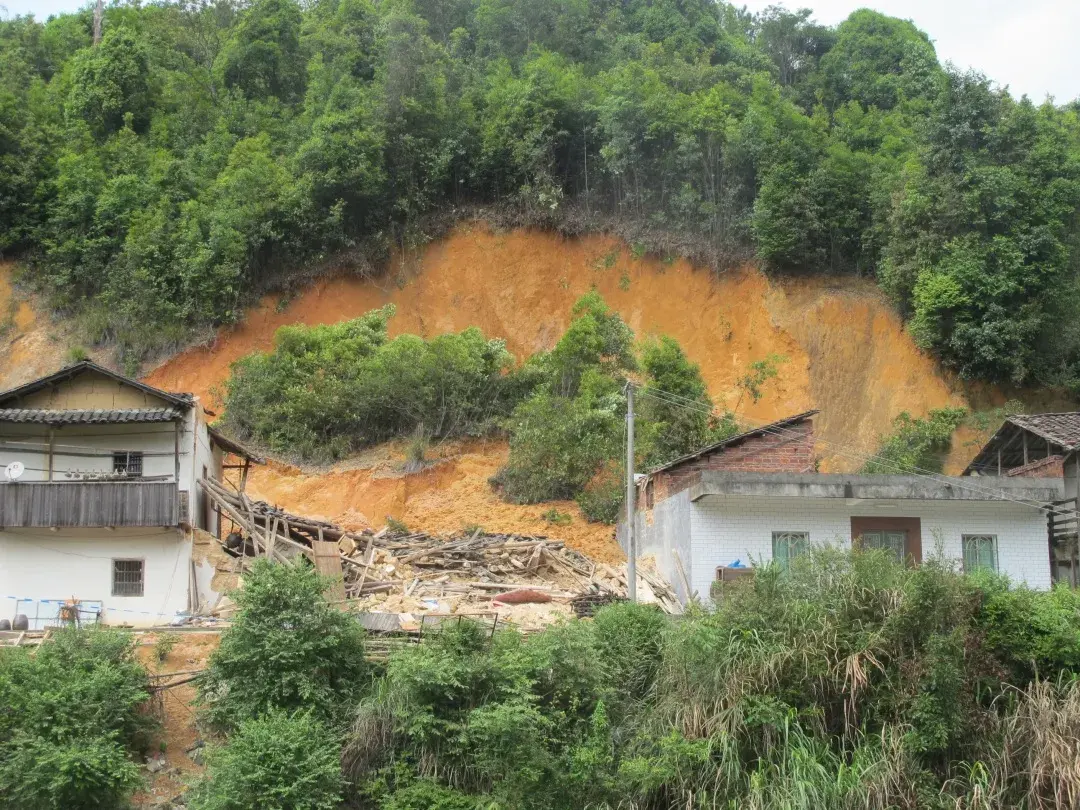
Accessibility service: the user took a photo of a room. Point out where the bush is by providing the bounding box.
[199,559,369,731]
[222,307,521,462]
[0,627,149,810]
[863,407,967,474]
[189,711,343,810]
[497,294,729,519]
[333,546,1080,809]
[0,735,142,810]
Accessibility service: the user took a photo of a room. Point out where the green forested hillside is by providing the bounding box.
[2,0,1079,385]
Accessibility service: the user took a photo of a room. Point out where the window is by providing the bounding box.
[112,559,144,597]
[962,535,998,573]
[861,530,907,563]
[112,451,143,477]
[772,532,809,571]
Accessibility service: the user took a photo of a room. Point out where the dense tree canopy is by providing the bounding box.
[2,0,1079,386]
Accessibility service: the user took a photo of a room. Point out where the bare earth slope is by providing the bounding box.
[146,223,968,469]
[1,227,985,558]
[0,263,68,387]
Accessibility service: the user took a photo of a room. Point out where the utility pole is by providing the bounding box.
[625,382,636,601]
[93,0,104,45]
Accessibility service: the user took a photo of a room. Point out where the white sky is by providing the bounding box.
[2,0,1078,103]
[741,0,1080,103]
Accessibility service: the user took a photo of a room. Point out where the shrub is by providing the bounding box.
[496,384,622,504]
[863,407,967,474]
[590,602,666,707]
[198,559,369,731]
[336,547,1080,809]
[575,461,624,523]
[189,711,343,810]
[0,735,142,810]
[222,307,521,462]
[0,627,149,810]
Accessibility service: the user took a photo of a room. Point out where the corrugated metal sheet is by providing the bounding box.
[0,408,181,425]
[0,481,180,527]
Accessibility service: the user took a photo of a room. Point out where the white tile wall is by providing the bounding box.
[690,495,1052,598]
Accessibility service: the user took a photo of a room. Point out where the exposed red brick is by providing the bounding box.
[1005,455,1064,478]
[648,419,815,505]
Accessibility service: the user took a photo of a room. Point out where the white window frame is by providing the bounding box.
[111,558,145,597]
[961,534,999,573]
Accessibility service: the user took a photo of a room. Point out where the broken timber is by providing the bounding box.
[197,476,682,614]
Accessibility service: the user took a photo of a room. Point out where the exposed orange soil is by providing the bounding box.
[245,437,623,563]
[1,227,1007,560]
[133,631,220,807]
[147,223,969,463]
[0,262,68,389]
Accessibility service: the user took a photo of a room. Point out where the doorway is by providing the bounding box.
[850,517,922,564]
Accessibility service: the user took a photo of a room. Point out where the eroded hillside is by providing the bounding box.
[2,227,1000,554]
[0,263,68,387]
[147,224,970,469]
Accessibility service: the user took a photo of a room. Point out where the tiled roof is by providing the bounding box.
[0,408,182,425]
[1007,413,1080,451]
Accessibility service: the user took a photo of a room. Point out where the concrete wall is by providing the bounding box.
[632,489,694,602]
[189,410,223,533]
[0,527,191,627]
[690,495,1052,597]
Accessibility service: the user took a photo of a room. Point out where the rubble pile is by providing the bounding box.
[198,478,682,628]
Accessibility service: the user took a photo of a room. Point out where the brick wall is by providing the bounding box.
[650,419,815,504]
[1005,455,1064,478]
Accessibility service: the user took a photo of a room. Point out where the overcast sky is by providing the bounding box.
[3,0,1078,103]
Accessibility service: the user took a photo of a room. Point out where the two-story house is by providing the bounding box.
[0,361,259,628]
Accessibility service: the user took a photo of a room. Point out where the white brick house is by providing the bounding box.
[633,472,1061,603]
[627,413,1063,604]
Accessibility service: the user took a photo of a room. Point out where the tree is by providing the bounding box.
[214,0,305,102]
[198,559,369,730]
[65,25,152,137]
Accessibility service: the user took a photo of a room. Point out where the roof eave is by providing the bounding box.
[0,361,193,409]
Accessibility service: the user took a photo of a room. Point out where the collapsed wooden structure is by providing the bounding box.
[197,477,682,616]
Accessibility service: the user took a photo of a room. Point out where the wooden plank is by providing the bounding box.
[312,539,347,604]
[0,482,179,527]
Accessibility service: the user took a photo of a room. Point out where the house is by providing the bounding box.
[628,412,1062,604]
[963,412,1080,585]
[0,361,260,629]
[962,412,1080,478]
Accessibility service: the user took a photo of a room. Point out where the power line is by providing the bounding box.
[636,385,1066,517]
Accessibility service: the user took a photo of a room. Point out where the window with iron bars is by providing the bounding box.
[112,451,143,477]
[111,559,144,597]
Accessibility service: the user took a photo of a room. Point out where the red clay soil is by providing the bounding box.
[138,224,1003,561]
[132,631,220,808]
[144,224,975,470]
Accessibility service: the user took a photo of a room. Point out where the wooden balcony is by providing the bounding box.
[0,481,180,528]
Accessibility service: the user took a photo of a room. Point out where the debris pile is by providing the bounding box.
[198,477,681,628]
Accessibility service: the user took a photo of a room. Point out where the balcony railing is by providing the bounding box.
[0,481,180,528]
